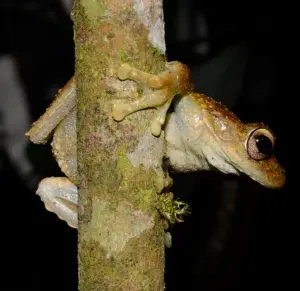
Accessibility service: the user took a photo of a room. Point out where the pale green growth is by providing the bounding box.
[157,192,191,225]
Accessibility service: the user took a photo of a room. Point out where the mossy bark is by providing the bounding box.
[73,0,166,290]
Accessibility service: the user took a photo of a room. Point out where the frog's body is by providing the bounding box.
[166,93,284,188]
[26,62,285,229]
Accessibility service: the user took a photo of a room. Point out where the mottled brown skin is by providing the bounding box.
[188,93,285,188]
[25,61,285,229]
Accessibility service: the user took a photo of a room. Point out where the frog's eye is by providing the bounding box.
[246,127,275,161]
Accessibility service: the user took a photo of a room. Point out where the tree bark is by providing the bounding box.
[73,0,166,290]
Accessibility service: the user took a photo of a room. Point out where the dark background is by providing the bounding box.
[0,1,294,290]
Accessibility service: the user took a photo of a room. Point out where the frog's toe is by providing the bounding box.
[150,120,162,137]
[117,63,132,80]
[112,103,129,121]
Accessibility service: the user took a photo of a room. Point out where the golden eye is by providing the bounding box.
[246,127,275,161]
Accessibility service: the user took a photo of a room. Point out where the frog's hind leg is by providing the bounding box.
[25,77,76,144]
[36,177,78,228]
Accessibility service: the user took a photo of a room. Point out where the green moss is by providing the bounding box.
[116,147,130,172]
[143,189,153,206]
[119,49,129,63]
[81,0,107,23]
[107,32,115,39]
[115,148,158,210]
[157,192,191,225]
[151,46,163,57]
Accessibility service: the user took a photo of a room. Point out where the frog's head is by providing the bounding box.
[187,94,285,189]
[210,119,286,189]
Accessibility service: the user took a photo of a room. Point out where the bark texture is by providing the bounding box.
[73,0,166,290]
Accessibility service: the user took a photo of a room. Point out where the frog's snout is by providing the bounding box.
[255,162,286,189]
[268,167,286,189]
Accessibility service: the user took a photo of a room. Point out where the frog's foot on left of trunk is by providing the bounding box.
[36,177,78,228]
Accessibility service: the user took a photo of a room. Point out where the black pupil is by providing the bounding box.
[255,135,273,156]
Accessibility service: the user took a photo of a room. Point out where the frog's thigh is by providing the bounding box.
[36,177,78,228]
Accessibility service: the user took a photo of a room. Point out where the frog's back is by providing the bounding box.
[189,93,241,124]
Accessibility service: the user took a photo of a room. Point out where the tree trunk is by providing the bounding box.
[73,0,167,289]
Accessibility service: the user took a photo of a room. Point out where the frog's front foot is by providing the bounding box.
[36,177,78,228]
[113,62,194,137]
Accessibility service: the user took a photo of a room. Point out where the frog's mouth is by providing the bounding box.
[208,132,285,190]
[207,144,286,190]
[233,161,286,189]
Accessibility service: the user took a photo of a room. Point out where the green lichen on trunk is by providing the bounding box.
[73,0,166,290]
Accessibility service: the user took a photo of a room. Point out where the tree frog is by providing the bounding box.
[26,62,285,229]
